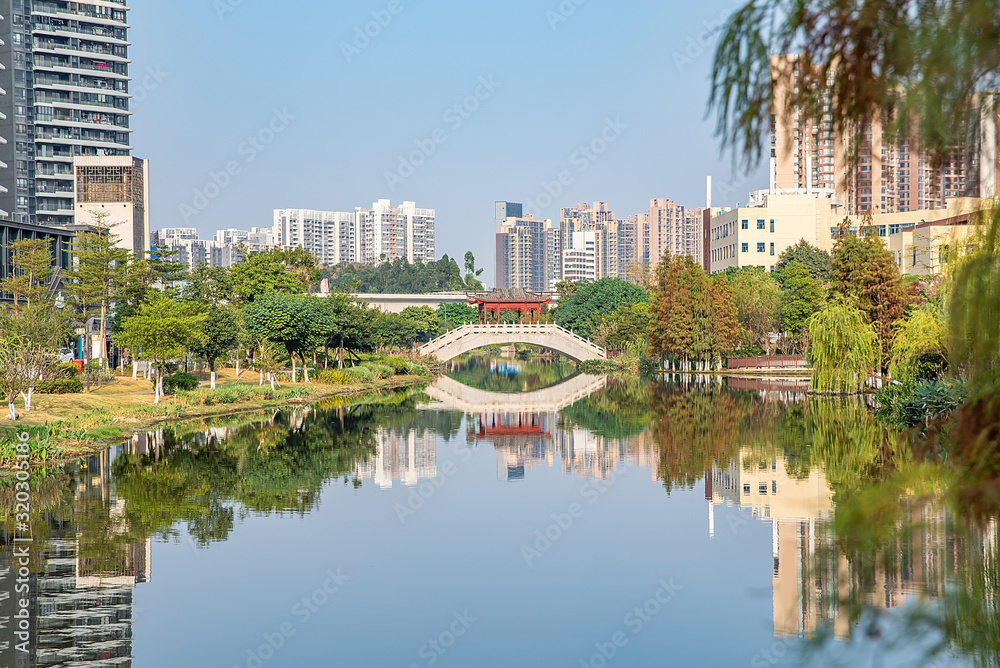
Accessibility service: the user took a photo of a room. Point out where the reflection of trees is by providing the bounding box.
[649,382,781,492]
[559,377,652,439]
[445,355,577,393]
[110,389,435,546]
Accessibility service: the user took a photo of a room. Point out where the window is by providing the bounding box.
[743,484,751,495]
[757,219,765,230]
[741,220,748,230]
[741,243,748,253]
[770,243,775,256]
[769,220,775,233]
[759,483,768,495]
[757,243,765,253]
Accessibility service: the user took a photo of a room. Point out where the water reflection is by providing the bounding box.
[443,354,577,392]
[0,376,997,666]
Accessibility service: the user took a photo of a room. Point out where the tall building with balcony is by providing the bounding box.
[273,208,356,267]
[0,0,132,228]
[494,202,558,292]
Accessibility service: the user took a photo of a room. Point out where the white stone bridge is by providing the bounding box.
[422,374,608,414]
[417,323,607,363]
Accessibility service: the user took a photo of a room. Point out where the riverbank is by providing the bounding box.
[0,368,431,467]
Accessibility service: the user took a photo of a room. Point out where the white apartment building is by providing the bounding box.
[154,226,278,271]
[274,201,435,267]
[562,231,598,282]
[273,209,356,266]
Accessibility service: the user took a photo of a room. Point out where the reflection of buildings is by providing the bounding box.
[472,411,653,481]
[356,427,437,488]
[0,447,149,667]
[707,448,957,640]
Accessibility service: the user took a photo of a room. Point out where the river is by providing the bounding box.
[0,361,996,667]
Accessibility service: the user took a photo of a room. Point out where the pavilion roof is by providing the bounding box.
[467,288,550,303]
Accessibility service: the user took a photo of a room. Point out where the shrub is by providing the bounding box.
[346,366,375,383]
[316,369,352,385]
[59,363,81,378]
[36,377,84,394]
[405,362,429,376]
[162,372,200,395]
[382,356,410,375]
[366,363,394,379]
[874,380,966,429]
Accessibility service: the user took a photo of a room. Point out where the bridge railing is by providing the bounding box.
[420,323,607,358]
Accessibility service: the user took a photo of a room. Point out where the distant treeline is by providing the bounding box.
[321,253,484,294]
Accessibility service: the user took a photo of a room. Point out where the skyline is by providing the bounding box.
[128,0,767,279]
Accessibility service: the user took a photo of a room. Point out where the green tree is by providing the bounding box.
[554,278,649,339]
[373,311,419,350]
[0,306,67,418]
[322,255,469,294]
[183,265,235,304]
[230,248,309,303]
[401,305,441,342]
[244,293,335,382]
[729,267,781,354]
[115,293,206,403]
[807,299,880,394]
[437,302,479,330]
[779,263,826,353]
[68,210,128,366]
[889,308,948,384]
[832,220,908,367]
[591,302,653,353]
[0,238,54,315]
[463,251,485,290]
[189,305,243,386]
[775,240,832,282]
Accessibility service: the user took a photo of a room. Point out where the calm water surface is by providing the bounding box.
[1,367,997,667]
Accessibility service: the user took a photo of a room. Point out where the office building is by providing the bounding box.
[0,1,132,227]
[73,155,149,253]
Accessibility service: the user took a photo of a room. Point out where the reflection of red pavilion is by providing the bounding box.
[472,412,552,441]
[467,288,552,324]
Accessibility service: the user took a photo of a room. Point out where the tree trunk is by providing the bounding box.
[270,373,276,391]
[210,372,216,390]
[339,338,345,370]
[132,360,138,381]
[302,354,310,383]
[21,389,33,412]
[7,401,16,421]
[291,355,297,383]
[154,367,162,404]
[99,299,108,363]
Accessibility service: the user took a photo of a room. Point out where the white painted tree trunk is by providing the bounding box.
[210,372,216,390]
[302,359,310,383]
[7,401,16,421]
[269,373,276,391]
[132,361,138,381]
[154,368,162,404]
[259,370,264,386]
[291,357,297,383]
[236,358,240,377]
[21,389,33,412]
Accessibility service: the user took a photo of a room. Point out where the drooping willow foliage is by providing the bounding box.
[950,207,1000,392]
[889,308,948,384]
[808,300,880,394]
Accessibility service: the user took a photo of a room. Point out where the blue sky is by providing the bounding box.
[129,0,767,279]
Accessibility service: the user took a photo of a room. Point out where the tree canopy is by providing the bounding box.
[554,278,649,339]
[775,241,832,282]
[322,254,482,294]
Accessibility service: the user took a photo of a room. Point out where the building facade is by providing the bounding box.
[73,155,148,253]
[770,54,1000,214]
[0,1,132,227]
[495,209,558,292]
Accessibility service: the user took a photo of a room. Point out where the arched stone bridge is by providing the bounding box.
[422,373,608,414]
[417,324,607,363]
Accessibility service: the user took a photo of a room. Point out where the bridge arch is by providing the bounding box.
[418,324,606,363]
[422,374,608,413]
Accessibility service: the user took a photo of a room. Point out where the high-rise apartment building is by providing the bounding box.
[273,208,356,266]
[73,155,148,253]
[770,54,1000,214]
[272,200,435,267]
[494,202,557,292]
[558,202,641,282]
[0,1,132,227]
[643,199,703,266]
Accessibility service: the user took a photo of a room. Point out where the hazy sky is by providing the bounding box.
[129,0,767,280]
